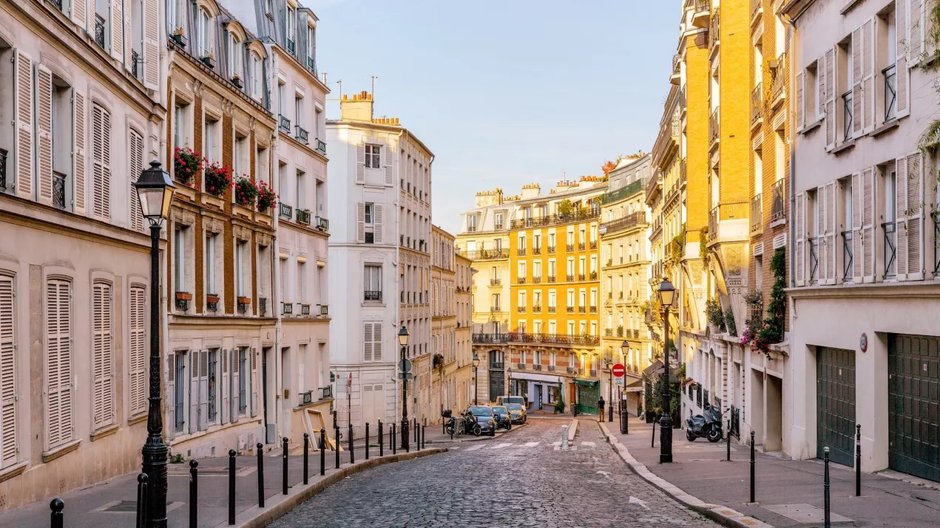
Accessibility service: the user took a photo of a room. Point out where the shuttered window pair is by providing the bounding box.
[92,282,114,430]
[363,322,382,362]
[357,202,383,244]
[356,141,393,185]
[46,279,73,450]
[129,285,147,417]
[0,275,17,468]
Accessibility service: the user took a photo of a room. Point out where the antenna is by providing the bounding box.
[371,75,379,99]
[336,79,343,100]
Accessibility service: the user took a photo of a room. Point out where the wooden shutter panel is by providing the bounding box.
[220,349,229,425]
[46,280,73,449]
[111,0,124,62]
[851,27,863,138]
[14,50,34,199]
[92,282,114,429]
[896,156,909,280]
[373,323,382,361]
[72,0,88,31]
[188,352,199,433]
[383,147,393,186]
[0,275,17,466]
[861,168,876,282]
[905,152,925,280]
[73,92,86,214]
[851,173,864,282]
[166,353,175,433]
[897,0,910,118]
[796,70,805,130]
[36,66,54,205]
[374,204,384,244]
[92,104,112,219]
[910,0,924,60]
[816,57,826,119]
[356,202,365,243]
[129,285,146,416]
[363,323,373,361]
[817,187,829,283]
[356,141,365,183]
[143,0,159,90]
[251,348,258,417]
[824,48,836,149]
[130,130,144,231]
[862,19,875,132]
[827,183,838,284]
[795,193,806,286]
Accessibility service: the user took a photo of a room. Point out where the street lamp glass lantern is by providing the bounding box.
[658,277,676,308]
[472,352,480,368]
[620,340,629,354]
[134,160,176,223]
[398,326,409,346]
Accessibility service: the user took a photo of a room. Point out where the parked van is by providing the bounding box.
[496,395,526,407]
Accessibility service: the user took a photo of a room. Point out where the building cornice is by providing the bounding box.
[787,281,940,300]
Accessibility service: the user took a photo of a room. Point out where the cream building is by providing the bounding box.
[454,254,474,411]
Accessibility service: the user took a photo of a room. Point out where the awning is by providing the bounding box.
[511,372,564,384]
[574,379,599,387]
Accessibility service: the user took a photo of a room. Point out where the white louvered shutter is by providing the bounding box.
[230,350,239,419]
[796,70,805,130]
[92,104,112,219]
[251,349,259,417]
[189,352,198,433]
[0,275,17,467]
[852,173,864,282]
[861,168,876,282]
[130,130,144,231]
[356,141,365,183]
[794,193,806,286]
[827,183,838,284]
[816,56,826,120]
[221,349,229,424]
[143,0,159,90]
[373,323,382,361]
[71,0,88,31]
[905,152,925,280]
[14,50,34,199]
[166,353,174,433]
[73,92,87,214]
[129,285,146,416]
[363,323,373,361]
[111,0,124,62]
[896,0,910,118]
[851,27,863,138]
[36,66,54,205]
[92,282,114,429]
[383,147,393,186]
[374,204,384,244]
[896,156,909,280]
[46,280,73,449]
[910,0,924,61]
[824,48,836,149]
[817,188,829,284]
[356,203,365,243]
[862,19,875,132]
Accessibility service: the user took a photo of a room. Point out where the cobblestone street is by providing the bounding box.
[269,418,718,527]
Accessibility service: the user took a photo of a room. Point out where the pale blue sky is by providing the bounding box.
[313,0,679,233]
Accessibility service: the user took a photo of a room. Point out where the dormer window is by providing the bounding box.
[249,51,263,100]
[286,5,297,54]
[196,8,213,61]
[227,33,243,83]
[305,23,316,72]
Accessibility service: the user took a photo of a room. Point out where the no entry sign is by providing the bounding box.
[612,363,626,377]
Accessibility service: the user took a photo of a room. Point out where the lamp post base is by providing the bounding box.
[142,437,169,527]
[400,420,409,451]
[659,415,673,464]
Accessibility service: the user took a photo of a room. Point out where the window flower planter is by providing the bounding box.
[256,180,278,213]
[173,146,202,186]
[234,176,258,208]
[175,291,192,311]
[206,293,220,312]
[204,162,232,197]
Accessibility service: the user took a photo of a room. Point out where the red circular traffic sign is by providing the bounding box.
[612,363,626,377]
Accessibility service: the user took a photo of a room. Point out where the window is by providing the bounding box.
[295,96,303,129]
[91,104,111,219]
[234,134,248,179]
[196,8,212,59]
[174,225,189,296]
[92,281,114,429]
[204,115,220,165]
[363,322,382,361]
[494,212,503,229]
[365,144,381,169]
[306,24,316,68]
[237,347,249,415]
[172,352,186,431]
[0,275,17,467]
[359,202,381,244]
[365,203,374,224]
[517,290,526,309]
[236,240,248,297]
[206,349,218,423]
[249,52,263,100]
[128,285,146,417]
[46,279,73,449]
[364,265,382,301]
[227,33,243,81]
[286,4,297,52]
[517,262,526,279]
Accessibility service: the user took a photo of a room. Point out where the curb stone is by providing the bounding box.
[597,422,773,528]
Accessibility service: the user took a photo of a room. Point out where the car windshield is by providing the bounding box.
[502,397,525,405]
[494,406,508,414]
[469,406,493,416]
[506,403,523,410]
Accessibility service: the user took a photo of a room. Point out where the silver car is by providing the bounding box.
[506,402,527,424]
[467,406,498,436]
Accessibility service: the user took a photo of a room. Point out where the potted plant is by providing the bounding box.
[256,180,278,213]
[175,291,192,301]
[234,176,258,208]
[170,27,187,47]
[173,146,202,186]
[231,73,242,88]
[705,297,725,334]
[201,51,215,68]
[204,162,232,197]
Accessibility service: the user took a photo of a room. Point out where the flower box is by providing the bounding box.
[200,55,215,68]
[204,162,232,197]
[206,293,219,312]
[175,291,192,301]
[237,296,251,305]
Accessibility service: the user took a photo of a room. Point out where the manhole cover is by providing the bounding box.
[765,503,852,523]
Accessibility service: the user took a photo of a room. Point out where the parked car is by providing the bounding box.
[466,405,498,436]
[492,405,513,430]
[506,402,527,424]
[496,395,527,408]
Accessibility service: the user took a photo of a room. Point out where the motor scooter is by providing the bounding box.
[686,404,723,442]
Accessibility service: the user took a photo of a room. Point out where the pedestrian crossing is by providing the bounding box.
[450,440,598,452]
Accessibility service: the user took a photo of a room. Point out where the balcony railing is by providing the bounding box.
[306,56,316,73]
[841,231,854,282]
[509,208,601,229]
[533,364,543,371]
[286,38,296,55]
[279,203,293,221]
[315,216,329,231]
[751,193,763,233]
[548,306,556,313]
[295,125,309,144]
[883,222,897,278]
[517,247,526,256]
[458,248,509,260]
[600,211,647,236]
[578,274,585,281]
[296,208,311,225]
[300,303,311,316]
[578,242,585,250]
[809,237,820,283]
[52,171,66,209]
[933,212,940,275]
[532,276,542,284]
[770,178,785,224]
[94,15,106,49]
[589,306,597,313]
[517,306,526,313]
[566,244,574,252]
[490,278,501,286]
[0,148,7,190]
[278,115,291,133]
[533,305,542,313]
[884,64,897,122]
[751,82,763,126]
[364,291,382,302]
[842,90,854,140]
[566,306,574,313]
[517,277,526,284]
[319,386,333,400]
[578,306,586,313]
[547,275,556,283]
[490,306,501,313]
[709,9,720,47]
[316,139,327,155]
[547,245,556,254]
[771,54,787,102]
[131,49,141,80]
[259,297,267,316]
[472,333,601,347]
[709,107,720,145]
[517,363,526,370]
[566,274,574,282]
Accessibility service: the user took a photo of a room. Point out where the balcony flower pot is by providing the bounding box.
[256,180,278,213]
[170,29,187,48]
[206,293,220,304]
[175,291,192,301]
[204,162,232,197]
[237,296,251,305]
[234,176,258,208]
[231,75,242,88]
[200,55,216,68]
[173,146,202,187]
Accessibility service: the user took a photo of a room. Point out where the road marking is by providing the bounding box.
[581,441,596,447]
[489,443,513,449]
[523,441,540,448]
[629,496,650,510]
[596,470,611,480]
[465,444,485,451]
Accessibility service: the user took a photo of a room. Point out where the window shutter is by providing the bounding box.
[230,350,239,420]
[824,48,836,149]
[0,275,17,466]
[851,173,864,282]
[71,0,87,31]
[816,57,826,120]
[896,0,910,118]
[862,19,875,132]
[827,183,838,284]
[363,323,373,361]
[250,348,258,417]
[861,168,876,282]
[851,27,863,138]
[905,152,925,280]
[189,352,199,433]
[73,92,86,214]
[142,0,159,90]
[14,50,34,200]
[92,104,112,219]
[383,147,393,186]
[130,130,144,232]
[36,66,54,205]
[46,280,73,449]
[92,282,114,429]
[356,203,365,243]
[129,285,146,416]
[896,156,909,280]
[817,187,830,283]
[220,349,229,424]
[356,141,365,183]
[166,354,175,434]
[910,0,924,60]
[373,323,382,361]
[796,70,805,130]
[111,0,125,62]
[374,204,384,244]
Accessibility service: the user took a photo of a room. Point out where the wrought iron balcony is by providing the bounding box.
[533,364,543,371]
[616,327,624,337]
[578,306,586,313]
[809,237,820,283]
[605,328,613,337]
[278,115,291,133]
[490,306,502,313]
[295,125,309,144]
[517,306,526,313]
[517,363,526,370]
[279,203,293,221]
[751,82,763,126]
[532,305,542,313]
[883,222,897,278]
[566,274,574,282]
[282,302,293,315]
[884,64,897,122]
[517,247,526,256]
[131,49,141,80]
[315,216,329,231]
[547,275,556,283]
[319,386,333,400]
[306,56,316,73]
[578,242,585,250]
[316,139,327,155]
[296,208,311,225]
[548,306,556,313]
[364,290,382,302]
[517,277,526,284]
[842,90,854,140]
[458,248,508,260]
[286,38,296,55]
[0,148,7,190]
[547,245,556,254]
[533,246,542,255]
[566,306,574,313]
[709,106,720,145]
[842,231,854,282]
[509,207,601,229]
[532,276,542,284]
[490,278,501,286]
[771,54,787,103]
[589,306,597,313]
[578,274,585,281]
[751,193,763,233]
[601,212,647,236]
[771,179,786,224]
[548,365,556,372]
[319,304,329,316]
[52,171,66,209]
[566,244,574,252]
[94,15,106,49]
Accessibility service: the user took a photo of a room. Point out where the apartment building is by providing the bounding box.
[0,0,164,509]
[783,0,940,482]
[327,92,433,429]
[599,153,653,415]
[454,254,474,411]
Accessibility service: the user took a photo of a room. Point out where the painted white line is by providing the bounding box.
[489,443,513,449]
[523,441,540,448]
[629,496,650,510]
[581,441,596,447]
[465,444,485,451]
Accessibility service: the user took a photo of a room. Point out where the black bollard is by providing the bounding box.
[824,446,831,528]
[414,418,418,443]
[379,420,384,456]
[227,450,236,525]
[256,443,265,508]
[855,424,861,497]
[366,422,370,460]
[348,424,355,464]
[50,498,64,528]
[651,414,656,448]
[418,424,423,450]
[749,431,756,503]
[319,429,326,476]
[609,404,613,423]
[421,424,426,450]
[303,433,309,485]
[726,423,731,461]
[189,460,198,528]
[392,423,397,455]
[282,437,289,495]
[334,427,340,469]
[136,473,149,528]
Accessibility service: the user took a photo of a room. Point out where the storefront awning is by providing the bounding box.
[511,372,564,384]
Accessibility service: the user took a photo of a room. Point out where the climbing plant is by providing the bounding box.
[755,247,786,351]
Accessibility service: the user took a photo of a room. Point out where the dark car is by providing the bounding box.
[466,406,498,436]
[492,405,512,430]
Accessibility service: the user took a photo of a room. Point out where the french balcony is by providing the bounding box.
[751,193,763,234]
[771,54,787,104]
[279,203,293,221]
[589,306,597,313]
[616,327,624,337]
[578,306,586,313]
[533,364,543,371]
[364,290,382,302]
[459,248,509,260]
[299,303,311,316]
[883,222,897,279]
[548,306,556,313]
[306,56,316,73]
[709,107,720,146]
[691,0,710,28]
[316,138,327,155]
[0,148,7,190]
[770,179,786,224]
[842,90,854,141]
[52,171,66,209]
[567,367,578,375]
[590,271,597,280]
[548,365,556,372]
[809,237,820,283]
[517,363,526,370]
[517,277,526,284]
[296,208,311,225]
[94,15,106,49]
[282,301,293,316]
[517,247,527,256]
[671,53,681,85]
[259,297,268,316]
[131,49,141,80]
[841,231,854,282]
[605,328,613,337]
[315,216,329,231]
[566,274,574,282]
[590,240,597,249]
[286,38,296,55]
[295,125,309,145]
[533,246,542,255]
[533,305,542,313]
[751,82,763,127]
[547,275,556,283]
[566,306,574,313]
[319,304,329,317]
[490,278,501,286]
[547,245,556,254]
[884,64,898,122]
[319,386,333,400]
[578,274,585,281]
[566,244,574,252]
[533,276,542,284]
[517,306,526,313]
[278,115,291,133]
[578,242,585,250]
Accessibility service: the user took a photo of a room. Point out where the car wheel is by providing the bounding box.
[473,424,482,436]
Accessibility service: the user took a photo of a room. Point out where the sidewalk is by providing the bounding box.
[599,416,940,527]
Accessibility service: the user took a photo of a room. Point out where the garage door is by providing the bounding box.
[816,347,856,466]
[888,334,940,482]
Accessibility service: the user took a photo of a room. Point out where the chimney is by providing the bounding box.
[340,91,374,122]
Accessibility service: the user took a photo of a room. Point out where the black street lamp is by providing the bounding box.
[472,352,480,405]
[620,340,629,434]
[398,326,409,451]
[134,161,175,528]
[657,277,676,464]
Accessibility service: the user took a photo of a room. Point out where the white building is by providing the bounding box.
[327,92,433,429]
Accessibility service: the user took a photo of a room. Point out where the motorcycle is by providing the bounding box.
[686,404,723,443]
[443,409,480,437]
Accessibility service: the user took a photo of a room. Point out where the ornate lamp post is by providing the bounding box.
[605,356,613,422]
[657,277,676,464]
[134,161,175,528]
[620,340,629,434]
[398,326,409,451]
[472,352,480,405]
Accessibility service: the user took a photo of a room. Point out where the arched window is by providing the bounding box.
[249,51,263,100]
[227,32,243,81]
[196,7,213,59]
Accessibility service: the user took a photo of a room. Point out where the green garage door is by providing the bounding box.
[888,334,940,482]
[816,347,856,466]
